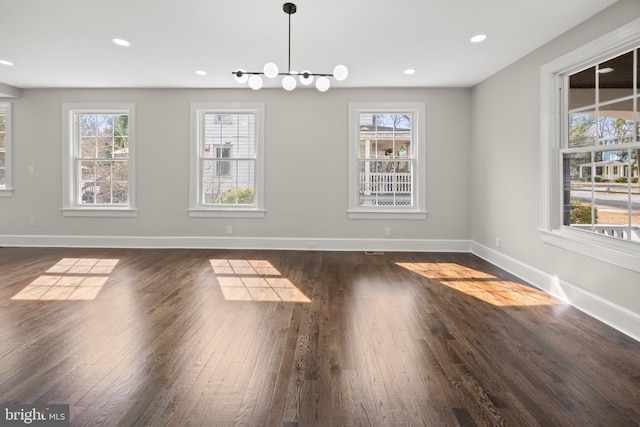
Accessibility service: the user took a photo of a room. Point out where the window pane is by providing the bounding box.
[95,182,111,204]
[112,160,128,181]
[95,161,112,180]
[563,152,595,227]
[114,114,128,136]
[569,66,596,110]
[569,112,597,148]
[80,137,96,158]
[0,168,4,185]
[97,136,113,158]
[358,160,413,206]
[112,182,128,204]
[202,160,255,205]
[204,113,255,158]
[599,51,634,103]
[0,152,4,168]
[96,114,114,137]
[598,99,635,145]
[113,136,128,158]
[81,161,95,181]
[0,114,5,132]
[0,134,4,150]
[80,114,98,136]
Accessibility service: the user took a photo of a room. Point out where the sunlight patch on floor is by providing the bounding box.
[396,262,558,306]
[11,258,119,301]
[210,259,310,303]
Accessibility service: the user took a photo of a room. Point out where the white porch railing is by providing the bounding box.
[360,172,411,194]
[572,224,640,241]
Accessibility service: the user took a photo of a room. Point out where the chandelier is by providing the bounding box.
[232,3,348,92]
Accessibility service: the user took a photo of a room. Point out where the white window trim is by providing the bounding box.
[347,102,427,220]
[61,103,137,217]
[188,102,265,218]
[540,17,640,272]
[0,102,13,197]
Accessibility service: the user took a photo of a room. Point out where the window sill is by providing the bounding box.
[188,208,265,219]
[539,227,640,273]
[61,208,138,218]
[347,210,427,220]
[0,188,15,198]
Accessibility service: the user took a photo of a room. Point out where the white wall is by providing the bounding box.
[471,0,640,324]
[0,88,471,247]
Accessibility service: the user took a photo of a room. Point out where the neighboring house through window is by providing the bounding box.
[62,103,136,217]
[540,18,640,272]
[0,102,12,197]
[348,102,426,219]
[189,102,265,218]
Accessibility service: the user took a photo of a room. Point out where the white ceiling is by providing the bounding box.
[0,0,618,90]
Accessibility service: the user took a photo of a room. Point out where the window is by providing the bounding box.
[189,103,265,218]
[540,18,640,272]
[348,102,426,219]
[0,102,12,197]
[62,104,136,217]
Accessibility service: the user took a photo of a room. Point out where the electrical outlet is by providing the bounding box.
[29,218,36,227]
[226,226,233,235]
[384,227,391,236]
[495,237,501,248]
[28,166,35,175]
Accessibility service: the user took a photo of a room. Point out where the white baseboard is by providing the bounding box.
[0,234,472,253]
[471,242,640,343]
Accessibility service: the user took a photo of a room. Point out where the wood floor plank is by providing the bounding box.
[1,248,640,426]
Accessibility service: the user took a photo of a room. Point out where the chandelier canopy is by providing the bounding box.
[232,3,348,92]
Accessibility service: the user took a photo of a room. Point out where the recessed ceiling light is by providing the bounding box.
[598,67,614,74]
[404,68,416,75]
[470,34,487,43]
[112,38,130,47]
[0,59,14,66]
[195,70,207,76]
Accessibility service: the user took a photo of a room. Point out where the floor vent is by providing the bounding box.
[364,251,384,256]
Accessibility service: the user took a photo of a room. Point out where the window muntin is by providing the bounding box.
[62,104,136,216]
[348,102,426,219]
[189,103,265,217]
[562,49,640,244]
[0,102,11,196]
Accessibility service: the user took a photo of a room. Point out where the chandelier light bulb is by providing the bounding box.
[282,75,297,91]
[299,71,313,85]
[248,74,263,90]
[233,69,249,84]
[316,76,330,92]
[333,65,348,81]
[263,62,279,78]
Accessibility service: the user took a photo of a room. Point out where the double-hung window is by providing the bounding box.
[0,102,12,197]
[189,103,265,218]
[62,103,136,217]
[348,102,426,219]
[541,18,640,272]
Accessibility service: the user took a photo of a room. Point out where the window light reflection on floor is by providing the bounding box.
[11,258,119,301]
[396,262,559,307]
[210,259,310,303]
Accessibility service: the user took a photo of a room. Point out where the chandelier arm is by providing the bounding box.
[233,71,335,77]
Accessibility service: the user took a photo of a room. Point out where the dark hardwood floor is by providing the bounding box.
[1,247,639,426]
